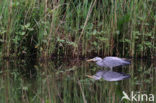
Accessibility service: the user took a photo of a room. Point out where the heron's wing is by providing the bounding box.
[103,57,130,68]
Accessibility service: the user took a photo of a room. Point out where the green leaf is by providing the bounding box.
[116,30,120,35]
[28,28,34,31]
[93,29,97,35]
[124,39,131,43]
[98,37,108,41]
[22,86,28,91]
[20,32,26,36]
[25,23,31,28]
[92,41,97,46]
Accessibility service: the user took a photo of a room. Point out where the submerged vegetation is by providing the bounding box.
[0,0,155,59]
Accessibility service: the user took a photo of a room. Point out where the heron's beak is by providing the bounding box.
[86,75,94,79]
[86,59,94,62]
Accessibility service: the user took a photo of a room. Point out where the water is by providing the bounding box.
[0,59,155,103]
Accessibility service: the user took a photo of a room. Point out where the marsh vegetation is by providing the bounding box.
[0,0,155,59]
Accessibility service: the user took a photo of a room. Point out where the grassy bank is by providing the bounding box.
[0,0,155,59]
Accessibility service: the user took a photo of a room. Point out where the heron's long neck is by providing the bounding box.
[96,60,104,67]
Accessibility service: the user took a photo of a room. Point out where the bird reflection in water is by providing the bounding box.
[86,70,130,81]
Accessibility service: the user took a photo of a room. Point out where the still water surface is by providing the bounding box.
[0,59,155,103]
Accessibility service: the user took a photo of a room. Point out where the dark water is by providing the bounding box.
[0,59,155,103]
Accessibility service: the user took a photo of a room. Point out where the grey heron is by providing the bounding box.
[87,56,131,70]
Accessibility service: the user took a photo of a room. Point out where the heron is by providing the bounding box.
[87,56,131,70]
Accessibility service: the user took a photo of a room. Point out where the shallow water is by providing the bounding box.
[0,59,155,103]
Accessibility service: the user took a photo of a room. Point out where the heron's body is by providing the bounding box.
[87,56,130,69]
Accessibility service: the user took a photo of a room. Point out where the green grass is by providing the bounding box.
[0,0,155,58]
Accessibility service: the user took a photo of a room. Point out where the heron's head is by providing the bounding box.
[87,57,102,62]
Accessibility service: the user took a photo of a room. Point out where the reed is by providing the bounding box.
[0,0,155,58]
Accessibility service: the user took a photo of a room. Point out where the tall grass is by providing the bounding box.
[0,0,155,58]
